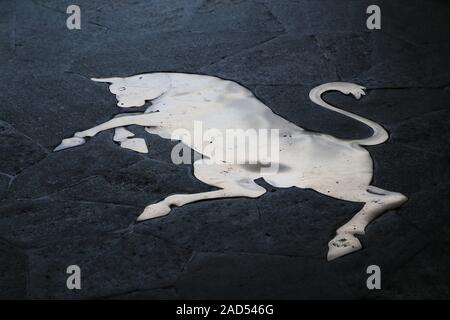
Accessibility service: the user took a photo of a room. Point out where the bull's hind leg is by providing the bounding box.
[137,160,265,221]
[327,186,407,261]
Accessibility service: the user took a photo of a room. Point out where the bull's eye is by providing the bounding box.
[119,87,126,91]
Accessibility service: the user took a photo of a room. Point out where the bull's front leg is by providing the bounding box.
[111,113,149,154]
[54,113,163,151]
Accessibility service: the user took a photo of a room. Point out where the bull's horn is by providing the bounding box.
[90,77,121,83]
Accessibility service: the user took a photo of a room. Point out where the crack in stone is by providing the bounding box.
[260,1,286,34]
[21,234,114,251]
[5,174,16,192]
[173,250,197,282]
[14,156,150,201]
[18,225,174,251]
[383,28,421,49]
[9,150,148,198]
[133,228,194,251]
[395,212,431,240]
[135,218,325,260]
[200,32,285,70]
[29,0,65,16]
[11,0,17,54]
[7,155,49,186]
[0,236,31,299]
[88,21,117,32]
[209,249,322,259]
[135,232,326,260]
[252,83,307,87]
[0,119,51,155]
[24,248,31,299]
[368,84,450,91]
[0,236,27,252]
[388,108,448,129]
[0,172,14,180]
[171,284,181,299]
[63,70,92,81]
[92,284,178,299]
[170,248,329,297]
[312,35,340,81]
[255,203,262,220]
[28,175,102,200]
[12,198,142,209]
[362,243,431,299]
[391,141,448,158]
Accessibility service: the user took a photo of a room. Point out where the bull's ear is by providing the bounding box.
[90,77,121,83]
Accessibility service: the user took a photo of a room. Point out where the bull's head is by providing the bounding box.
[91,73,171,108]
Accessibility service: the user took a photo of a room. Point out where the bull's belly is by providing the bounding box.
[264,133,373,190]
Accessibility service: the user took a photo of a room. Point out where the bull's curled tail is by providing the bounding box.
[309,82,388,146]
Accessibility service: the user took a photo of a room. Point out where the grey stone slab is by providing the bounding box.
[252,188,360,258]
[379,0,450,46]
[369,143,449,197]
[0,174,12,200]
[25,0,200,37]
[356,42,450,88]
[266,0,450,45]
[12,0,200,65]
[200,34,338,86]
[314,32,449,88]
[0,241,27,299]
[176,201,428,299]
[8,135,143,199]
[398,187,450,243]
[368,243,450,299]
[0,199,138,248]
[265,0,450,88]
[106,287,178,300]
[187,0,284,33]
[322,88,450,127]
[389,109,450,155]
[0,120,48,176]
[175,251,357,299]
[264,0,368,35]
[66,31,282,77]
[136,196,265,254]
[0,0,15,60]
[1,71,120,150]
[134,186,422,262]
[49,158,211,208]
[82,0,203,34]
[27,232,191,299]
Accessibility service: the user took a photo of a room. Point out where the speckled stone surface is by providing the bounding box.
[0,0,449,299]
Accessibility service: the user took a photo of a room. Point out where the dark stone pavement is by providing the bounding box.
[0,0,449,299]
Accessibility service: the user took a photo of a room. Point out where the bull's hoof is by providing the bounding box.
[136,202,171,222]
[327,233,362,261]
[54,137,86,151]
